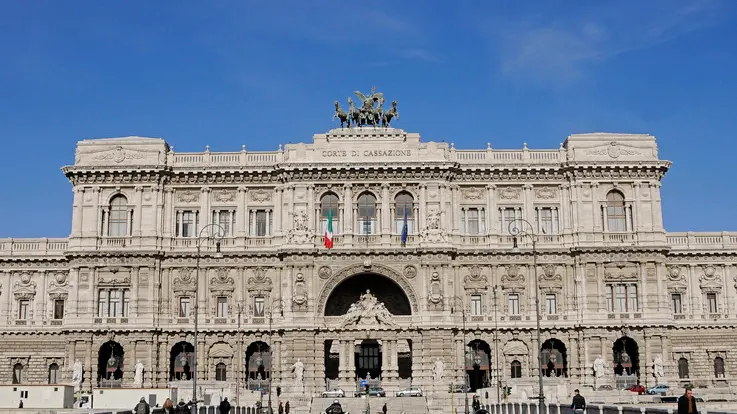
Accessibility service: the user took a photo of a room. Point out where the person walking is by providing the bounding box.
[678,386,698,414]
[162,398,174,414]
[571,389,586,414]
[219,397,232,414]
[134,397,150,414]
[285,401,291,414]
[279,401,285,414]
[382,402,388,414]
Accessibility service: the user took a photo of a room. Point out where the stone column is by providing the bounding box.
[133,186,143,237]
[71,188,84,238]
[275,187,283,235]
[419,184,427,229]
[343,184,353,236]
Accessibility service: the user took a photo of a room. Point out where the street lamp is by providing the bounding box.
[508,218,543,412]
[268,299,286,414]
[450,296,470,414]
[493,285,501,404]
[193,223,225,412]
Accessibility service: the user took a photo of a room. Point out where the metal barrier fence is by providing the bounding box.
[475,402,736,414]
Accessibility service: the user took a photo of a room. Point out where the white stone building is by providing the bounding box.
[0,126,735,401]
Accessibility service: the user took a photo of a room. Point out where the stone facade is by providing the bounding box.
[0,128,735,399]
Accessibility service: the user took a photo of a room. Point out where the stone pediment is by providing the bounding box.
[173,268,197,293]
[210,268,235,294]
[341,290,397,328]
[603,262,638,281]
[74,137,167,167]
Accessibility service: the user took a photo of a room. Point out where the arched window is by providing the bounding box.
[320,193,340,234]
[357,193,377,235]
[714,357,725,378]
[394,192,414,234]
[48,363,59,384]
[604,191,629,232]
[216,362,227,381]
[12,363,23,384]
[510,360,522,378]
[108,195,130,237]
[678,357,690,379]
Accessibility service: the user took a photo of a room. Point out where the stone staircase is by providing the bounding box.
[312,396,429,414]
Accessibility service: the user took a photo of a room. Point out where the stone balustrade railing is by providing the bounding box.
[450,148,564,164]
[666,232,737,250]
[2,233,737,257]
[0,238,69,256]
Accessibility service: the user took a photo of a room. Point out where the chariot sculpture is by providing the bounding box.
[332,86,400,128]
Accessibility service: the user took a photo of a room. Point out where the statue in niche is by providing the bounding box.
[593,355,607,378]
[133,360,145,386]
[72,360,84,386]
[433,358,445,381]
[653,354,664,381]
[291,359,305,385]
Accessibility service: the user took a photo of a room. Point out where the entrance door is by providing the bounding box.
[356,340,382,380]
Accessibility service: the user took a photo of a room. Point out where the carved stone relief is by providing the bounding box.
[403,265,417,279]
[699,265,722,290]
[603,262,638,281]
[177,190,200,203]
[538,264,563,288]
[318,266,333,280]
[498,187,521,200]
[247,267,273,294]
[427,272,443,310]
[287,210,314,244]
[419,207,448,243]
[464,265,488,291]
[535,187,558,200]
[501,265,525,287]
[13,272,37,300]
[213,189,236,203]
[250,189,272,203]
[462,188,483,200]
[173,268,197,293]
[210,268,235,295]
[293,273,308,308]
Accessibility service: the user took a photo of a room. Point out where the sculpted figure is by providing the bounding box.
[291,359,305,384]
[433,358,445,382]
[653,354,664,379]
[72,360,84,385]
[134,360,145,386]
[593,356,607,378]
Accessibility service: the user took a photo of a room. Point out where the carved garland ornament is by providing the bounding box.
[498,187,521,200]
[535,187,557,200]
[501,265,525,286]
[247,267,273,294]
[464,265,488,290]
[173,268,197,293]
[14,272,37,300]
[210,268,235,295]
[213,189,236,202]
[317,263,419,314]
[177,190,200,203]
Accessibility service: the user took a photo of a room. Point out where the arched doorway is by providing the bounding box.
[466,339,491,391]
[170,341,194,381]
[324,273,411,316]
[246,341,270,390]
[98,341,124,386]
[540,339,567,377]
[612,336,639,389]
[356,339,381,381]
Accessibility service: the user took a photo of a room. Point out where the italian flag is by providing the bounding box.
[324,210,334,249]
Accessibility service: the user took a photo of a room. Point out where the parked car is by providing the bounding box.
[396,386,423,397]
[322,388,346,398]
[355,387,386,397]
[628,384,646,394]
[647,384,669,395]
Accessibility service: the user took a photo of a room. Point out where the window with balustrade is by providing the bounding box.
[176,210,198,237]
[107,195,131,237]
[250,209,272,236]
[357,192,377,235]
[320,193,340,234]
[605,284,638,313]
[461,207,485,235]
[602,190,633,232]
[98,289,130,317]
[394,192,414,234]
[212,210,235,237]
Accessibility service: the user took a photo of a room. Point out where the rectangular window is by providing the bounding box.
[177,210,197,237]
[671,293,682,314]
[359,218,377,235]
[217,297,229,318]
[252,210,271,236]
[537,207,558,235]
[53,300,65,320]
[18,300,29,320]
[462,208,485,235]
[98,290,108,317]
[545,294,557,314]
[179,297,191,318]
[707,293,718,313]
[606,284,638,312]
[470,295,482,316]
[213,210,235,237]
[507,294,520,315]
[110,290,121,317]
[97,289,130,317]
[253,296,265,317]
[502,208,518,235]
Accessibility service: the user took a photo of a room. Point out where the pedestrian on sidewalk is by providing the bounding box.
[382,402,387,414]
[571,389,586,414]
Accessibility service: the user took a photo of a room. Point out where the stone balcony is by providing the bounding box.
[3,232,737,257]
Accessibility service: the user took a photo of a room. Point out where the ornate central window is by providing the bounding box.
[357,192,377,235]
[320,193,340,234]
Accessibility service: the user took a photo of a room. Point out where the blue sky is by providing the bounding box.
[1,0,736,237]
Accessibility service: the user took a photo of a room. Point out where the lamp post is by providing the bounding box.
[236,303,244,407]
[193,223,225,412]
[508,218,543,413]
[450,296,469,414]
[493,285,501,404]
[268,299,286,414]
